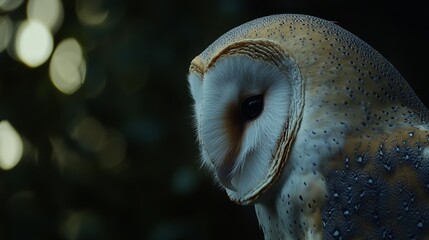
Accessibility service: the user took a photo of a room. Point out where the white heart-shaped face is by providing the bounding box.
[188,52,303,204]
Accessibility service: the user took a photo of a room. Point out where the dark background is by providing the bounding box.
[0,0,427,239]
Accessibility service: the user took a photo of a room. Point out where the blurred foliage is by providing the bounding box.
[0,0,428,239]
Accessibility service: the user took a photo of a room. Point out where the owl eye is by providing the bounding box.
[240,94,264,121]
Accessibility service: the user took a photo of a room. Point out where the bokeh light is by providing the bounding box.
[0,16,13,53]
[0,0,24,11]
[15,20,54,67]
[171,166,198,195]
[76,0,109,26]
[60,211,106,240]
[97,129,127,169]
[0,121,23,170]
[27,0,64,33]
[70,116,127,169]
[71,116,105,152]
[49,38,86,94]
[50,136,83,176]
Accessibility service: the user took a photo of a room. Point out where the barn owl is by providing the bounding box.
[187,14,429,239]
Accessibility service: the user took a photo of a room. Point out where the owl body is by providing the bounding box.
[188,14,429,239]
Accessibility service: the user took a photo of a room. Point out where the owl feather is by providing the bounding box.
[188,14,429,239]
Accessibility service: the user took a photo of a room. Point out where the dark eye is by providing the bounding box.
[240,94,264,121]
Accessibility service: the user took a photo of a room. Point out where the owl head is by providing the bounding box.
[187,14,426,205]
[188,42,303,204]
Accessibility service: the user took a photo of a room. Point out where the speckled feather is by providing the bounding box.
[188,14,429,239]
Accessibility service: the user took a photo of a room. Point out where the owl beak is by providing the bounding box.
[216,165,237,191]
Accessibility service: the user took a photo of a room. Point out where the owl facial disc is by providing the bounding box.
[189,40,304,205]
